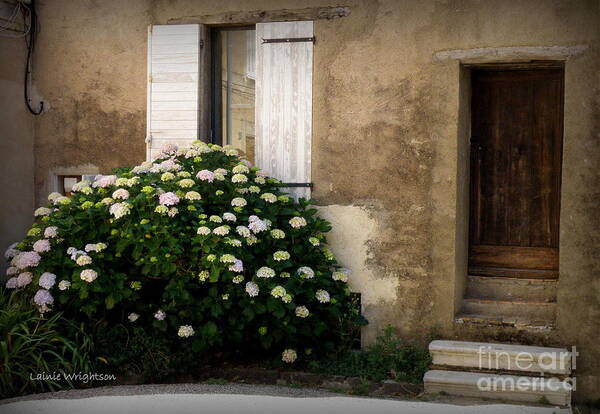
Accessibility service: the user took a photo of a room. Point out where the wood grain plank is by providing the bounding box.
[255,21,313,199]
[469,245,558,270]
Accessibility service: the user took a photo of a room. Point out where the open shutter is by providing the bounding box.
[255,21,313,199]
[146,24,209,160]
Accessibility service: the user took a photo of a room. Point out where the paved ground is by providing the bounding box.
[0,383,572,414]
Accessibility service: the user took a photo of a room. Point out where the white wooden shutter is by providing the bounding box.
[147,24,208,160]
[255,21,313,199]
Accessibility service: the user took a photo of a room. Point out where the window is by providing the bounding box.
[211,27,256,164]
[56,174,96,197]
[147,21,314,198]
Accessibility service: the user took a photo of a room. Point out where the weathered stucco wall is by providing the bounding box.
[0,36,34,275]
[31,0,599,401]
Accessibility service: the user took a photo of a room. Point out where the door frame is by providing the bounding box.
[464,61,565,280]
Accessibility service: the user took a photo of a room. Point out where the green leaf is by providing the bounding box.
[105,295,115,309]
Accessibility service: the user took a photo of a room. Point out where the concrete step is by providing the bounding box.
[454,313,555,330]
[424,370,572,406]
[429,340,571,375]
[466,276,557,302]
[461,298,556,322]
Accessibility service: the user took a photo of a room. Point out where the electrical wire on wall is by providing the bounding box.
[0,0,44,115]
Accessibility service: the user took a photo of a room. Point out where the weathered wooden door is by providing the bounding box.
[468,67,564,279]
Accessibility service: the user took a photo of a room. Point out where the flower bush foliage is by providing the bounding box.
[5,142,364,363]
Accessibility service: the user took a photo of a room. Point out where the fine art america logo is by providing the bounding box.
[476,346,577,392]
[30,372,116,383]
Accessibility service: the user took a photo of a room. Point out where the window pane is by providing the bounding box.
[220,29,256,163]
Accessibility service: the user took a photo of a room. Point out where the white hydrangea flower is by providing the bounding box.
[197,226,211,235]
[245,281,259,297]
[282,294,292,304]
[198,270,210,282]
[76,255,93,266]
[71,180,91,192]
[223,212,236,222]
[178,178,195,188]
[280,272,291,278]
[232,275,244,284]
[236,188,249,194]
[332,269,350,282]
[225,238,242,247]
[231,197,247,207]
[254,176,266,184]
[270,229,285,239]
[282,349,297,363]
[214,168,228,176]
[47,192,62,202]
[34,207,52,217]
[161,172,175,182]
[316,289,330,303]
[109,202,131,219]
[297,266,315,279]
[295,306,310,318]
[232,164,250,174]
[231,173,248,184]
[58,280,71,291]
[222,294,230,300]
[178,325,195,338]
[128,313,139,322]
[248,186,260,193]
[80,269,98,283]
[154,310,166,320]
[236,226,251,238]
[185,191,202,200]
[271,286,286,298]
[256,266,275,278]
[213,226,230,236]
[273,251,290,261]
[289,217,307,228]
[220,254,236,263]
[248,218,267,234]
[209,215,223,223]
[260,193,277,203]
[308,237,320,246]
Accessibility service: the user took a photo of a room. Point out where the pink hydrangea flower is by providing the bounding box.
[44,226,58,238]
[17,272,33,287]
[158,159,181,172]
[229,259,244,273]
[92,175,117,188]
[34,289,54,306]
[196,170,215,183]
[159,192,180,206]
[33,239,51,253]
[5,277,17,289]
[112,188,130,200]
[39,272,57,289]
[13,251,41,269]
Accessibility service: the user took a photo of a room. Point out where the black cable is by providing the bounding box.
[24,0,43,115]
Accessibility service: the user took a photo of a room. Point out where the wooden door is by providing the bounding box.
[468,68,564,279]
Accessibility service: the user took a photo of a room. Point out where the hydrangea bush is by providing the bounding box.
[5,142,363,363]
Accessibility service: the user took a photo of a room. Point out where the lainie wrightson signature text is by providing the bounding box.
[30,372,116,383]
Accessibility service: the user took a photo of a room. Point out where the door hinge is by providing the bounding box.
[278,182,313,188]
[261,37,315,44]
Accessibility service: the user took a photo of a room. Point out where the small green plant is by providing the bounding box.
[203,377,228,385]
[311,326,431,383]
[0,289,94,398]
[538,395,551,405]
